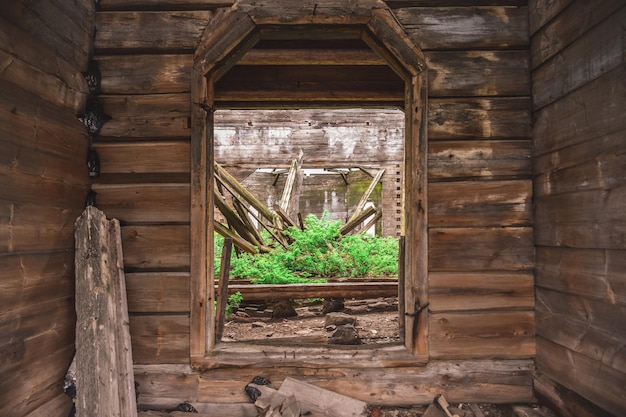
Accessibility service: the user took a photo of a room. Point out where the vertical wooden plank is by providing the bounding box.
[215,238,233,341]
[189,65,208,360]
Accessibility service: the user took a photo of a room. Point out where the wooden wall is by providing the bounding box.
[0,1,94,416]
[530,1,626,416]
[90,0,536,409]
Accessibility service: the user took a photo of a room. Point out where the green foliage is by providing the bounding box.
[226,291,243,315]
[215,213,398,284]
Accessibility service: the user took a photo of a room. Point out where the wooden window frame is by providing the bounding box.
[189,2,428,367]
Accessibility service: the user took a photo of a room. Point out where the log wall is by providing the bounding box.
[90,0,535,409]
[530,1,626,416]
[0,1,94,416]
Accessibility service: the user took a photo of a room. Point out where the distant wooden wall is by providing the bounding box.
[0,1,94,416]
[530,2,626,416]
[215,108,403,236]
[90,0,535,408]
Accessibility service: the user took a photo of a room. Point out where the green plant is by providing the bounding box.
[226,291,243,315]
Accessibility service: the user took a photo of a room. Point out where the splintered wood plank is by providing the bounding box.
[428,140,532,180]
[278,377,368,417]
[74,207,137,417]
[428,180,532,227]
[430,311,535,358]
[429,227,534,271]
[429,272,534,312]
[95,11,211,52]
[394,6,528,50]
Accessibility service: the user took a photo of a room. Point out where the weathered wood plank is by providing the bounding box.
[395,6,528,50]
[24,391,73,417]
[536,337,626,416]
[429,272,534,312]
[535,247,626,306]
[91,183,190,224]
[533,373,617,417]
[528,0,574,35]
[429,180,532,227]
[99,0,234,10]
[95,11,211,52]
[532,5,625,109]
[0,0,94,71]
[0,78,88,161]
[536,291,626,374]
[429,227,534,271]
[530,0,623,69]
[122,225,190,270]
[193,359,533,405]
[0,16,88,113]
[428,140,532,180]
[126,272,190,313]
[74,207,137,417]
[130,315,190,364]
[430,311,535,358]
[534,185,626,249]
[226,282,398,301]
[534,130,626,197]
[0,201,79,254]
[428,97,531,140]
[98,54,192,94]
[93,141,190,174]
[533,65,626,156]
[427,50,529,97]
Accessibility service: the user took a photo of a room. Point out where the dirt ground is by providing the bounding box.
[221,297,401,344]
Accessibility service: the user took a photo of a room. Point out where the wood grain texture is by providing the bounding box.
[126,272,190,313]
[130,315,190,364]
[121,225,191,270]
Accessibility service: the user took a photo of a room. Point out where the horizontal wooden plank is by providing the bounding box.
[533,65,626,156]
[0,78,89,161]
[536,287,626,338]
[429,227,534,271]
[97,54,192,94]
[98,0,234,11]
[534,185,626,249]
[126,272,190,313]
[130,315,190,364]
[227,282,398,301]
[536,291,626,374]
[0,16,88,114]
[428,97,531,140]
[535,247,626,306]
[122,225,190,270]
[395,6,528,50]
[92,183,190,224]
[95,11,211,52]
[530,0,623,70]
[387,0,528,6]
[534,130,626,197]
[528,0,573,35]
[0,201,82,254]
[0,0,93,71]
[536,337,626,417]
[532,5,625,109]
[429,180,532,227]
[93,141,190,174]
[24,392,73,417]
[427,50,529,97]
[428,140,532,180]
[429,272,534,312]
[429,311,535,358]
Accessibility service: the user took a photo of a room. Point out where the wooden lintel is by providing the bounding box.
[238,48,385,65]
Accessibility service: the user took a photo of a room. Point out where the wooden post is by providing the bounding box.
[74,206,137,417]
[215,238,233,341]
